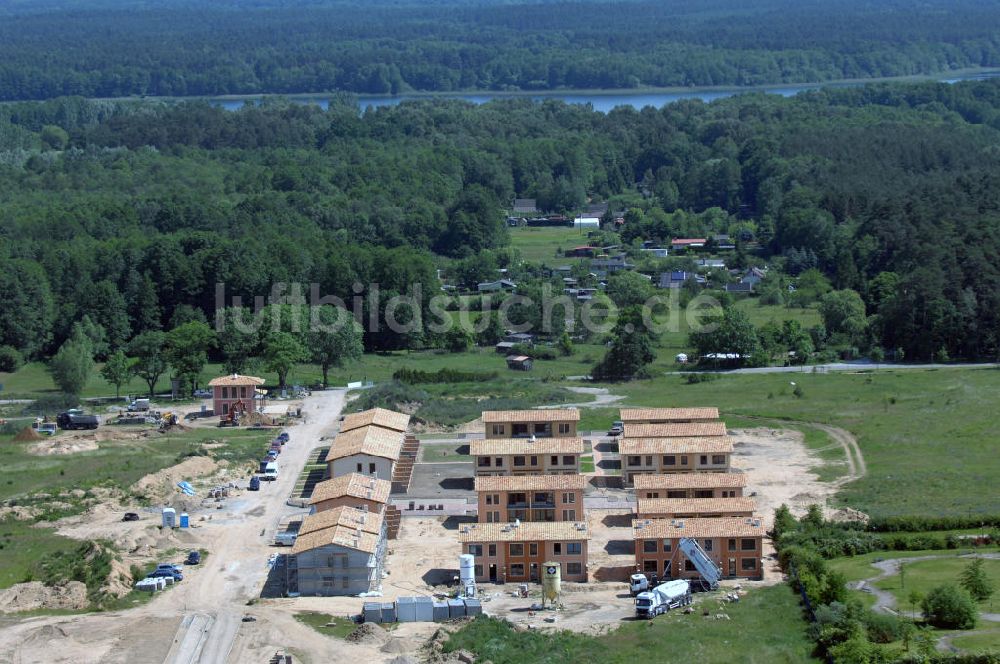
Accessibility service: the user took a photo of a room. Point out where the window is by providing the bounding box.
[566,562,582,575]
[712,455,726,465]
[474,565,484,577]
[491,424,504,436]
[240,387,247,398]
[684,560,697,571]
[662,540,672,552]
[728,539,737,552]
[562,492,576,504]
[510,564,525,577]
[486,511,495,523]
[533,492,549,503]
[694,490,713,498]
[369,463,376,474]
[468,545,483,556]
[514,456,525,467]
[529,543,538,556]
[627,456,641,467]
[644,456,653,466]
[566,542,582,555]
[663,455,676,466]
[644,560,658,572]
[741,558,757,571]
[741,538,757,551]
[681,456,689,465]
[356,463,362,472]
[485,494,494,506]
[700,455,708,465]
[563,455,575,466]
[533,423,548,434]
[222,403,229,415]
[495,457,503,467]
[703,539,713,551]
[553,543,562,555]
[341,577,349,588]
[488,544,496,556]
[512,424,529,437]
[509,543,524,557]
[562,509,576,521]
[551,455,559,466]
[478,457,491,467]
[643,540,657,553]
[530,456,538,466]
[221,387,228,399]
[558,423,571,434]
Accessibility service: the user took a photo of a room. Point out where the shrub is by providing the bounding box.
[684,372,719,384]
[922,584,978,629]
[393,368,497,384]
[863,611,908,644]
[0,345,24,372]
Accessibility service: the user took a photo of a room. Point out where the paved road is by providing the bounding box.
[680,361,1000,375]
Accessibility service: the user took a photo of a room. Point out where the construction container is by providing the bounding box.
[179,513,189,528]
[363,602,382,624]
[414,596,434,622]
[162,507,176,528]
[380,602,396,624]
[432,602,450,621]
[447,598,466,619]
[396,596,417,622]
[464,599,482,617]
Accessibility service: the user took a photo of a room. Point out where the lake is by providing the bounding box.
[211,71,1000,114]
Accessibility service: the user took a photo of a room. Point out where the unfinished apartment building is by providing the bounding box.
[482,409,579,439]
[620,407,720,424]
[620,436,733,486]
[287,505,387,596]
[633,472,747,499]
[459,521,589,583]
[632,517,765,581]
[471,437,584,476]
[310,472,391,514]
[636,497,756,520]
[475,474,586,523]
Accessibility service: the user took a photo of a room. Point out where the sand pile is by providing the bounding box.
[0,581,89,613]
[380,638,410,654]
[27,437,99,455]
[13,426,43,442]
[131,456,218,501]
[345,622,387,645]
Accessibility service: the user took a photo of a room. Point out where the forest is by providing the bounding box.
[3,78,1000,368]
[1,0,1000,101]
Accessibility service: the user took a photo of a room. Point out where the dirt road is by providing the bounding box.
[0,389,347,664]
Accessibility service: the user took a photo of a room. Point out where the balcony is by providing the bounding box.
[507,501,556,509]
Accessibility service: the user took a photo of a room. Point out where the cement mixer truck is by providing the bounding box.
[635,579,692,619]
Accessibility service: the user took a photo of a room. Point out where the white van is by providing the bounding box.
[263,462,278,481]
[274,531,297,546]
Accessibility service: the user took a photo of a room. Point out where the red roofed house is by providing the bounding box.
[208,374,265,424]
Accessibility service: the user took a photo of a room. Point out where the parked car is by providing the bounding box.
[185,551,202,565]
[608,420,624,436]
[248,476,261,491]
[193,389,212,398]
[122,512,140,522]
[266,450,279,461]
[155,563,182,573]
[147,569,183,581]
[276,432,290,444]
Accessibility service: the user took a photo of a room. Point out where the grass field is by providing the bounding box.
[508,226,594,262]
[874,557,1000,615]
[293,611,358,639]
[420,443,472,463]
[445,584,818,663]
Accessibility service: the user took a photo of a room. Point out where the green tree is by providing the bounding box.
[959,558,995,602]
[0,345,24,372]
[0,258,55,358]
[40,125,69,150]
[772,504,797,542]
[475,311,505,347]
[100,348,131,398]
[307,305,363,387]
[688,307,760,365]
[819,289,868,343]
[605,270,655,309]
[921,584,978,629]
[70,315,109,360]
[165,321,216,395]
[869,346,885,369]
[557,331,574,356]
[262,331,307,389]
[128,331,169,399]
[444,326,472,353]
[592,306,655,381]
[48,330,94,395]
[217,307,261,374]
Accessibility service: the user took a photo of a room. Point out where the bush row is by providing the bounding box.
[392,368,498,384]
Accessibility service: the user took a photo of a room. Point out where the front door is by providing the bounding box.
[489,564,497,582]
[530,563,539,581]
[728,558,736,577]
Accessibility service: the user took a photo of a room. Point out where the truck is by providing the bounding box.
[635,580,692,619]
[263,462,278,481]
[630,573,651,596]
[274,531,297,546]
[127,398,151,412]
[56,410,99,430]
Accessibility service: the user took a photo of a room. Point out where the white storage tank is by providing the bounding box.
[162,507,176,528]
[459,553,476,597]
[542,562,561,606]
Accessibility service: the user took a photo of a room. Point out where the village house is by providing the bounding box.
[458,521,589,583]
[471,437,585,476]
[632,517,765,581]
[208,374,265,422]
[477,279,517,293]
[620,407,721,424]
[635,497,756,520]
[671,238,706,251]
[482,409,579,439]
[506,355,533,371]
[658,271,707,289]
[633,472,747,499]
[475,474,586,523]
[619,437,734,486]
[326,424,404,482]
[309,472,391,514]
[621,421,728,438]
[511,198,538,215]
[287,506,387,596]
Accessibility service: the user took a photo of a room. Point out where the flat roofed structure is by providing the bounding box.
[340,407,410,434]
[622,422,728,438]
[620,407,720,423]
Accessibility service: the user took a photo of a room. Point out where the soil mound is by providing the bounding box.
[13,427,43,442]
[27,437,99,455]
[0,581,88,613]
[345,622,387,645]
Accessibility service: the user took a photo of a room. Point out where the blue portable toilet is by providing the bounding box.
[179,513,190,528]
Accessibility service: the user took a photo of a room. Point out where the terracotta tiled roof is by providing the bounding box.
[636,497,757,517]
[297,505,384,537]
[633,472,747,490]
[482,409,580,423]
[631,517,765,540]
[470,438,585,456]
[458,521,588,543]
[340,408,411,434]
[619,407,720,422]
[474,474,588,492]
[619,437,733,455]
[207,374,265,387]
[309,473,391,506]
[291,525,381,555]
[328,425,403,461]
[623,422,727,438]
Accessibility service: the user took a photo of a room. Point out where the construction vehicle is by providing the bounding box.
[158,412,179,432]
[630,572,657,596]
[56,410,99,430]
[635,580,692,619]
[127,398,151,412]
[678,537,722,591]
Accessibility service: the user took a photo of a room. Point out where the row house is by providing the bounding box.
[309,472,391,515]
[340,407,410,435]
[326,424,404,482]
[475,474,586,523]
[620,437,734,486]
[459,521,589,583]
[621,421,728,439]
[482,409,579,439]
[619,407,720,424]
[632,517,765,581]
[633,472,747,499]
[636,497,756,520]
[470,437,584,476]
[288,506,387,596]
